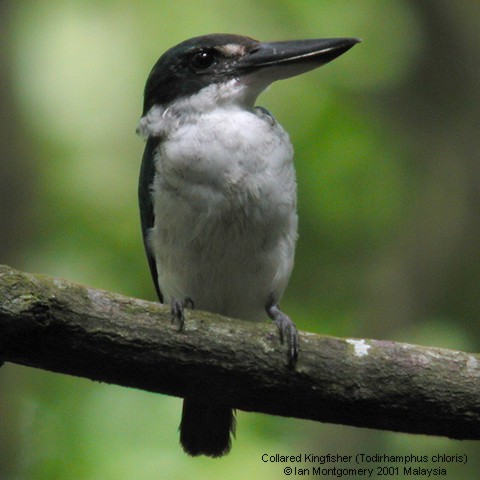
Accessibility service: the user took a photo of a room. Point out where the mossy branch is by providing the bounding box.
[1,264,480,439]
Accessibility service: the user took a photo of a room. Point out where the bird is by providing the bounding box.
[137,33,360,458]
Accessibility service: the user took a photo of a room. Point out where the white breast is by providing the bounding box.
[146,104,297,321]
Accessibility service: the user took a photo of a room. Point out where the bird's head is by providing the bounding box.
[142,33,360,116]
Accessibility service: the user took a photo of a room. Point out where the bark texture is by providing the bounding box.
[1,264,480,439]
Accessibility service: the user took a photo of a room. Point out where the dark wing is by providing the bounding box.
[139,136,163,302]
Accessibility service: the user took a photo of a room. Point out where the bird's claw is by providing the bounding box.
[171,297,194,331]
[266,303,298,369]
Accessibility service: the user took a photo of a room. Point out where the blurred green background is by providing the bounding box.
[1,1,480,479]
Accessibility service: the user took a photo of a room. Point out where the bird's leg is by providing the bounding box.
[171,297,194,331]
[266,302,298,369]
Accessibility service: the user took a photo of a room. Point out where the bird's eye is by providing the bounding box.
[189,50,217,71]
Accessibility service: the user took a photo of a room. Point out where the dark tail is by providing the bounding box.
[180,398,236,457]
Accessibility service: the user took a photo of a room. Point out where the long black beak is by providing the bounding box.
[237,37,360,84]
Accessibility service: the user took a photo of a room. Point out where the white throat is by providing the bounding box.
[137,78,267,138]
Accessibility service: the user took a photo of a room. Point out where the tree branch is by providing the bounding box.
[1,264,479,439]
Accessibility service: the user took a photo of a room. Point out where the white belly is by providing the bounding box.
[148,107,297,321]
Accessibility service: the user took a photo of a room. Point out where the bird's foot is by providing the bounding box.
[266,302,298,369]
[171,297,194,331]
